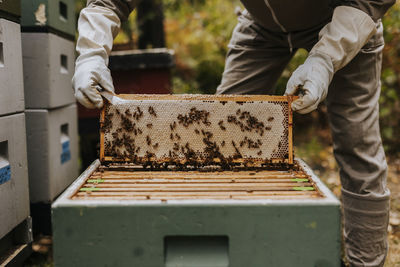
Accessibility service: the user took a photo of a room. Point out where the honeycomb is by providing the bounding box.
[100,94,294,168]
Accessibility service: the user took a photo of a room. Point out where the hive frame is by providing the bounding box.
[99,94,296,166]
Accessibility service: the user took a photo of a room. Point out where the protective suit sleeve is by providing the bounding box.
[312,5,377,72]
[343,0,396,21]
[73,0,139,108]
[285,6,377,114]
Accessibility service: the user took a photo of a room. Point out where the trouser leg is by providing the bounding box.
[326,22,390,267]
[216,11,295,95]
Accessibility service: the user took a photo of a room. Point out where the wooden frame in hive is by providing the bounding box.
[99,94,297,166]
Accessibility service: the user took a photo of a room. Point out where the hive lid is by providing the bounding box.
[100,94,296,168]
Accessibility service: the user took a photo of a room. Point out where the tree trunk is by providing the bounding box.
[137,0,166,49]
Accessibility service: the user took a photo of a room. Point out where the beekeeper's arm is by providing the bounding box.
[73,0,139,109]
[285,0,395,114]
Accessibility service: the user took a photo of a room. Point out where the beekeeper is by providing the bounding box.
[73,1,395,266]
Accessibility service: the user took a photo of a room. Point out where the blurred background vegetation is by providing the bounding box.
[75,0,400,158]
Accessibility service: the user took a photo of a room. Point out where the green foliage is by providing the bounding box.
[163,0,240,94]
[75,0,85,16]
[381,3,400,156]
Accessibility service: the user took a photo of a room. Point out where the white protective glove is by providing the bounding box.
[285,6,377,114]
[73,6,121,109]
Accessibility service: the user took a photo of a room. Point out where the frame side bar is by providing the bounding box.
[288,96,294,164]
[100,106,106,162]
[52,160,101,206]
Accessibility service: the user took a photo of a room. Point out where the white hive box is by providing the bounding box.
[0,113,30,239]
[25,104,79,203]
[0,19,25,116]
[22,32,75,109]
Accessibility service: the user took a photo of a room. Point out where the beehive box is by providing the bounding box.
[0,19,25,117]
[21,0,75,38]
[0,113,30,240]
[53,159,340,267]
[25,104,79,203]
[52,95,341,267]
[22,32,75,109]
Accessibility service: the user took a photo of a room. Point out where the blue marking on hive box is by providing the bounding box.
[0,164,11,185]
[61,141,71,164]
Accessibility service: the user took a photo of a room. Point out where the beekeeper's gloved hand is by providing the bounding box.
[286,53,333,114]
[285,6,377,114]
[72,6,121,109]
[73,57,114,109]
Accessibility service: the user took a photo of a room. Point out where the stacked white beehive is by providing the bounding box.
[0,1,32,265]
[21,0,79,205]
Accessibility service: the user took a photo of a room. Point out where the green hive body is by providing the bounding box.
[21,0,76,38]
[0,0,21,18]
[52,159,341,267]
